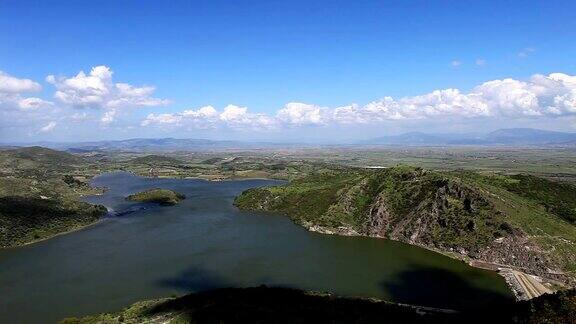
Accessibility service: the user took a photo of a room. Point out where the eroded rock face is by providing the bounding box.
[364,179,493,245]
[366,194,391,237]
[362,180,573,284]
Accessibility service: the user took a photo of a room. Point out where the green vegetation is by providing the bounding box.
[235,167,367,228]
[2,145,576,320]
[129,155,184,165]
[0,147,107,248]
[60,286,576,324]
[2,145,576,278]
[0,196,106,247]
[235,167,510,249]
[126,189,185,206]
[240,147,576,183]
[483,173,576,224]
[60,145,576,183]
[235,166,576,284]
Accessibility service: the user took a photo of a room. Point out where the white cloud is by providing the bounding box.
[142,104,277,130]
[358,73,576,120]
[100,109,118,125]
[141,113,182,126]
[6,68,574,135]
[18,97,52,111]
[141,72,576,130]
[182,105,219,119]
[38,121,57,133]
[69,112,91,122]
[451,60,462,67]
[47,66,169,125]
[0,71,52,112]
[47,66,169,109]
[277,102,326,125]
[0,71,42,93]
[219,105,249,123]
[141,105,221,128]
[475,59,486,66]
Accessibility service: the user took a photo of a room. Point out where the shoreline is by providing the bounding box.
[1,218,107,250]
[91,171,563,300]
[97,169,288,182]
[2,172,276,250]
[4,172,560,300]
[300,222,558,300]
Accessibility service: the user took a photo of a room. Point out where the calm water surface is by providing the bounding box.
[0,172,512,323]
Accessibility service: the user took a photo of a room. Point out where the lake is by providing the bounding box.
[0,172,512,323]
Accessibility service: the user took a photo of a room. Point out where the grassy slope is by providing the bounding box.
[61,286,576,324]
[0,147,107,248]
[126,188,185,205]
[235,166,576,281]
[454,171,576,273]
[235,168,367,228]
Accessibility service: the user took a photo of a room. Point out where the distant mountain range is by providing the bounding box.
[361,128,576,146]
[5,138,311,152]
[3,128,576,152]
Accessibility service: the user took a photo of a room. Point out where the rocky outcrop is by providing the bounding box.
[362,180,572,285]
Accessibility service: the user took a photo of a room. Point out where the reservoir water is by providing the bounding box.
[0,172,512,323]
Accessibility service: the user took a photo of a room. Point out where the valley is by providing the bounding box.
[0,143,575,322]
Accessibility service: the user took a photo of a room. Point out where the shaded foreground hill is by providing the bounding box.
[0,196,106,247]
[61,286,576,324]
[363,128,576,146]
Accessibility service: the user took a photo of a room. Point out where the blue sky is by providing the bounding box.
[1,0,575,142]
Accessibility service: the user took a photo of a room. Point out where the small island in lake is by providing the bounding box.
[126,189,186,206]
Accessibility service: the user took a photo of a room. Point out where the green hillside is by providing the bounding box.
[0,147,107,248]
[235,166,576,285]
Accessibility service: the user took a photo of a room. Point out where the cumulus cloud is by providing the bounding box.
[6,68,574,135]
[47,66,169,109]
[141,72,576,130]
[0,71,42,93]
[141,112,182,126]
[0,71,52,111]
[142,104,277,129]
[38,121,57,133]
[277,102,326,125]
[356,73,576,120]
[182,105,219,120]
[451,60,462,67]
[46,66,169,124]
